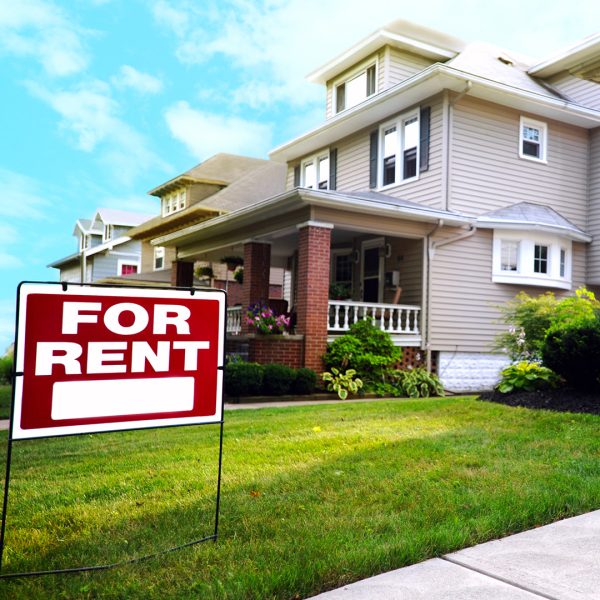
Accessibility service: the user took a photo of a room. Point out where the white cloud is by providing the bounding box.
[112,65,164,94]
[101,194,160,215]
[0,167,50,219]
[165,100,273,160]
[0,253,24,269]
[151,0,190,34]
[26,80,171,185]
[0,0,88,76]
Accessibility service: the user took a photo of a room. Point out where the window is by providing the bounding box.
[162,189,187,216]
[519,117,547,162]
[500,240,519,271]
[492,232,571,289]
[154,246,165,270]
[79,234,89,251]
[533,244,548,274]
[302,153,329,189]
[103,224,113,242]
[119,261,139,276]
[335,63,376,113]
[378,111,419,187]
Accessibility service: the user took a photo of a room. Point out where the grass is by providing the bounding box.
[0,386,10,420]
[0,397,599,598]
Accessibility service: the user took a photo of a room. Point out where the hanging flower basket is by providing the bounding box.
[221,256,244,271]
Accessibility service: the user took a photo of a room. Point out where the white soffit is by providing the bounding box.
[529,32,600,78]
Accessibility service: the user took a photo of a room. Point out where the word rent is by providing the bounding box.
[35,302,210,376]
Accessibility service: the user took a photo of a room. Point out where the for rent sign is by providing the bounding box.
[12,283,225,439]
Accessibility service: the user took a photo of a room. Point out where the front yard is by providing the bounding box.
[1,397,599,599]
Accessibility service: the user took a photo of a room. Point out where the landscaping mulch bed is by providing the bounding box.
[478,388,600,416]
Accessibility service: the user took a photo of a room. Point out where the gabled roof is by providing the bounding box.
[48,251,80,269]
[307,19,465,84]
[148,153,270,197]
[72,218,93,237]
[92,208,154,228]
[477,202,591,242]
[529,32,600,79]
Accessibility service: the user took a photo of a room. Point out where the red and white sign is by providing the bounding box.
[13,283,225,439]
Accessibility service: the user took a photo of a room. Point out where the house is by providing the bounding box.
[49,208,154,283]
[134,21,600,390]
[123,153,287,304]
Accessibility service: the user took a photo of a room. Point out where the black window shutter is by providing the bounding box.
[293,165,300,187]
[369,130,378,189]
[336,84,345,113]
[329,148,337,190]
[419,106,431,172]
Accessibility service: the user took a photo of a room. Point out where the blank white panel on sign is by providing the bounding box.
[51,377,195,420]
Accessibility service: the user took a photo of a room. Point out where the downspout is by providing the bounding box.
[444,81,472,211]
[425,222,477,372]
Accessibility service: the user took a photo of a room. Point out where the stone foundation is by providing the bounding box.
[438,352,510,392]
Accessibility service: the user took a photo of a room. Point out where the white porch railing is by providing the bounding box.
[227,306,243,335]
[328,300,421,345]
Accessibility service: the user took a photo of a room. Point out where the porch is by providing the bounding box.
[227,300,422,346]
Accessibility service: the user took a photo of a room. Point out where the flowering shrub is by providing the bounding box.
[246,304,290,335]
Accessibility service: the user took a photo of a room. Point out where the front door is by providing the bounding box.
[362,238,384,302]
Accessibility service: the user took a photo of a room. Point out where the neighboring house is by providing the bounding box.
[49,208,154,283]
[124,153,287,302]
[70,21,600,391]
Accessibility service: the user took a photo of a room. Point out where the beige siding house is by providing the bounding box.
[157,20,600,390]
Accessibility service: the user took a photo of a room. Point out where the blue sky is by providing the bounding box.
[1,0,600,352]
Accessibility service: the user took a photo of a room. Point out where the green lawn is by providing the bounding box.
[0,386,10,420]
[1,397,599,599]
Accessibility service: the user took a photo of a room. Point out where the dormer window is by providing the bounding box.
[302,153,329,189]
[335,63,376,113]
[79,234,89,251]
[103,224,113,242]
[162,189,186,216]
[519,117,547,162]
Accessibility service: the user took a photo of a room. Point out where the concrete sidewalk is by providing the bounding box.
[311,510,600,599]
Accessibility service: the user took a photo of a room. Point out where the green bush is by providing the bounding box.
[494,288,600,362]
[395,368,445,398]
[0,356,12,385]
[542,320,600,391]
[224,361,264,396]
[323,318,400,387]
[292,368,317,395]
[262,364,295,396]
[496,361,559,394]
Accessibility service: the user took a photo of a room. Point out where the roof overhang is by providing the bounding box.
[85,236,132,257]
[477,218,592,243]
[153,188,473,253]
[47,252,80,269]
[270,64,600,163]
[308,29,461,84]
[148,175,227,197]
[529,32,600,78]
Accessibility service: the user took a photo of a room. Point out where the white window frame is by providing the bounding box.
[333,58,378,114]
[519,116,547,163]
[378,109,420,190]
[118,259,140,276]
[301,152,330,190]
[79,234,89,251]
[492,230,571,289]
[154,246,165,271]
[162,189,187,217]
[103,224,113,242]
[330,248,353,285]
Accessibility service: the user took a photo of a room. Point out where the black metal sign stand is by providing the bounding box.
[0,282,226,579]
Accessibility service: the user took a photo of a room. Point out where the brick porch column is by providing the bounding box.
[171,260,194,287]
[241,242,271,333]
[295,222,332,373]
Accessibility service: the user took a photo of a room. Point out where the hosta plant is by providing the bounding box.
[322,368,363,400]
[496,361,559,394]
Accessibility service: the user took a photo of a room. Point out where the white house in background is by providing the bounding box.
[49,208,154,283]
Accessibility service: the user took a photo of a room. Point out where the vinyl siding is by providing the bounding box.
[388,48,435,87]
[450,96,588,230]
[59,264,81,283]
[383,237,423,305]
[141,243,176,273]
[587,127,600,282]
[429,229,587,352]
[286,165,296,191]
[90,241,142,281]
[334,94,444,208]
[548,72,600,111]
